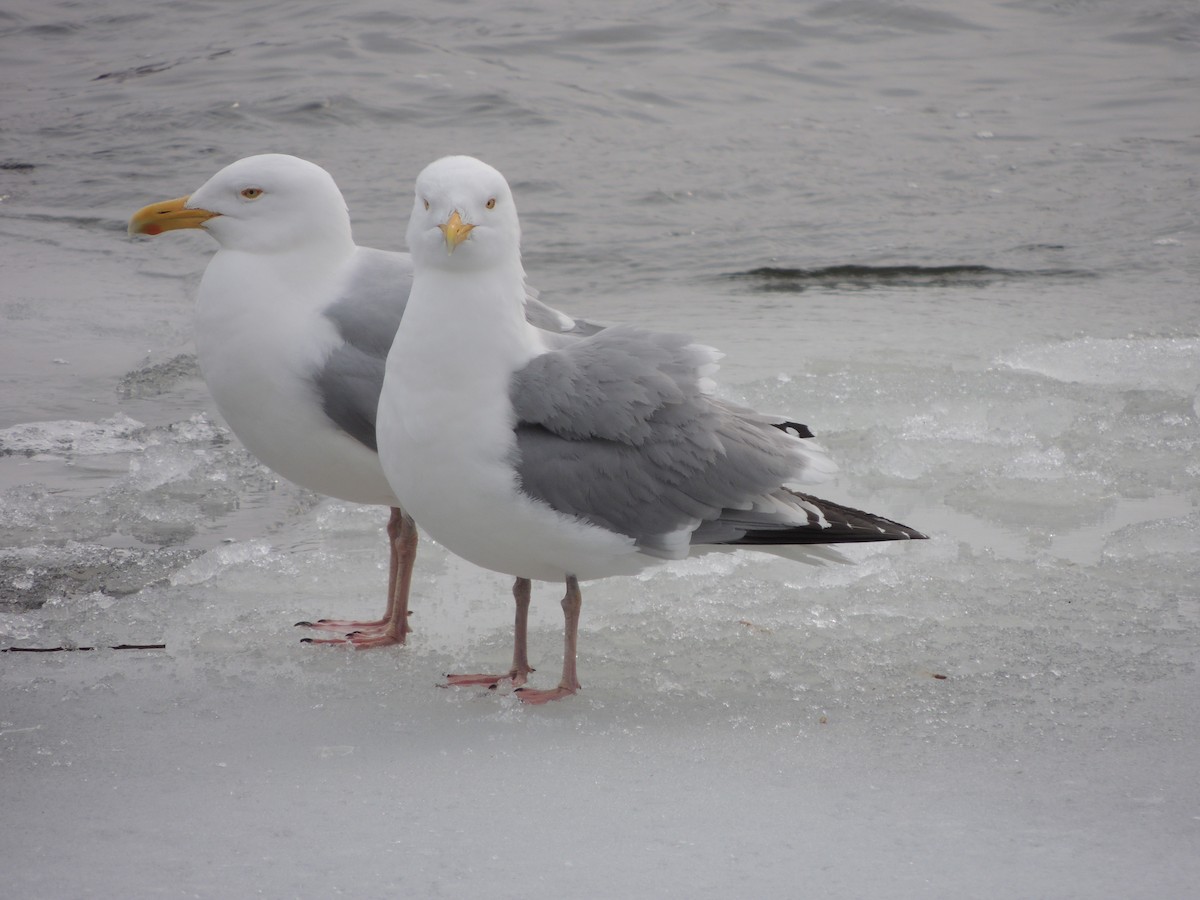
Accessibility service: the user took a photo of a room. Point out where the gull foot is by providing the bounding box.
[443,668,532,690]
[514,683,579,705]
[296,618,409,649]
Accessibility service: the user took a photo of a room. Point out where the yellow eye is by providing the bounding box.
[485,198,496,209]
[240,187,263,200]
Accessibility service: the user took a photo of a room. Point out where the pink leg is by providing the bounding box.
[298,508,416,648]
[516,576,582,704]
[444,577,534,688]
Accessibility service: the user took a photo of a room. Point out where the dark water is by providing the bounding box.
[2,0,1195,418]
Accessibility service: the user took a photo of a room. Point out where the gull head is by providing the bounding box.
[407,155,521,273]
[129,153,353,254]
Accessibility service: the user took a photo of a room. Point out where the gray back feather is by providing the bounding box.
[315,251,598,452]
[315,249,412,451]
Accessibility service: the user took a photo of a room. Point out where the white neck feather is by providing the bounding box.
[384,259,544,453]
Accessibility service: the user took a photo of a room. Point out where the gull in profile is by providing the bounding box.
[129,154,598,647]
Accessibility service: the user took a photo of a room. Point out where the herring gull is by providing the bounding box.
[376,155,927,703]
[129,154,598,648]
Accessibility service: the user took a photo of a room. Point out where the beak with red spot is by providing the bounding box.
[439,210,474,253]
[128,196,220,236]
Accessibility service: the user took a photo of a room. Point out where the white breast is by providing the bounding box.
[377,270,649,582]
[195,249,397,506]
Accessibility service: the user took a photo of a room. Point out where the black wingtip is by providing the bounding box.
[727,491,928,546]
[772,420,815,440]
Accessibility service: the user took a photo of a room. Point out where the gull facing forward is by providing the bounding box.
[377,155,926,703]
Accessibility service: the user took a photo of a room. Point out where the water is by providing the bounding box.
[2,1,1198,897]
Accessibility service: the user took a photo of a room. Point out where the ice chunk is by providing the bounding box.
[126,445,203,491]
[0,413,146,457]
[0,542,200,611]
[169,541,274,586]
[998,336,1200,393]
[116,353,202,399]
[1100,505,1199,562]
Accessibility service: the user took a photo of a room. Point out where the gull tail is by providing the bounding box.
[689,489,926,567]
[712,491,927,567]
[729,490,927,546]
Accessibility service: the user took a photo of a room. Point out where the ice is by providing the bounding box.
[999,336,1200,394]
[6,317,1197,900]
[169,540,274,587]
[0,412,146,457]
[116,353,203,400]
[0,542,199,610]
[1103,510,1200,563]
[4,469,1198,899]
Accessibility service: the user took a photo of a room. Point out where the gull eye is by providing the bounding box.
[240,187,263,200]
[423,199,430,211]
[485,197,496,210]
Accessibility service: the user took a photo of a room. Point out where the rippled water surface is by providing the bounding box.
[2,2,1198,897]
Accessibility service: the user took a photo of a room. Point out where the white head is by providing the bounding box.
[406,155,522,274]
[129,153,354,255]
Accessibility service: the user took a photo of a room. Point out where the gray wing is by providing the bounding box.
[510,325,833,556]
[316,251,601,452]
[316,248,412,452]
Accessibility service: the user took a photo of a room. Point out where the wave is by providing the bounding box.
[725,264,1093,291]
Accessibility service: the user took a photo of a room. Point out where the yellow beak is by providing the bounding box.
[439,210,474,253]
[128,196,219,236]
